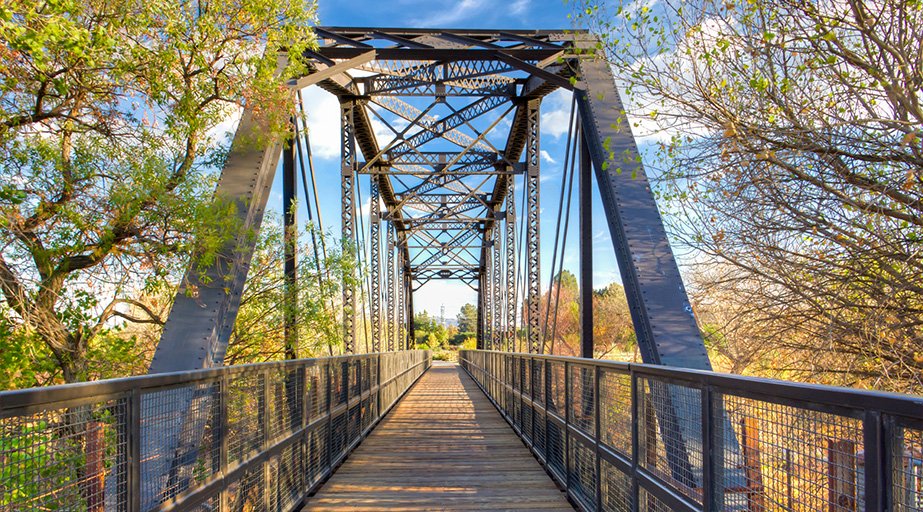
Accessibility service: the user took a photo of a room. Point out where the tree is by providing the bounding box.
[0,0,317,383]
[225,219,350,364]
[413,310,449,349]
[456,303,477,332]
[573,0,923,390]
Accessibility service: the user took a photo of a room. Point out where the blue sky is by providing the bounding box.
[263,0,644,319]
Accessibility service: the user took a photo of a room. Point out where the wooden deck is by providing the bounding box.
[302,362,573,511]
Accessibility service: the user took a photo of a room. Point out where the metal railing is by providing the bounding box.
[0,350,430,512]
[460,350,923,512]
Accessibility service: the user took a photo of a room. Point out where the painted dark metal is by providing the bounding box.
[579,132,593,360]
[150,109,282,373]
[574,53,707,370]
[283,135,297,360]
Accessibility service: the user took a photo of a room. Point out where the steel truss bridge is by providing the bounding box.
[1,27,922,512]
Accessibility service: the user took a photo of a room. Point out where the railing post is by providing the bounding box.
[325,360,333,473]
[594,365,603,511]
[630,370,640,512]
[262,368,271,512]
[863,410,888,511]
[543,359,550,462]
[702,385,714,512]
[301,362,310,498]
[128,387,141,512]
[564,360,571,488]
[219,373,229,512]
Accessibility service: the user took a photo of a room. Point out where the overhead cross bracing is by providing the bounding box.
[151,26,711,374]
[298,27,582,354]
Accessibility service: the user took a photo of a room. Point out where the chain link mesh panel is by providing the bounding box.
[0,351,430,512]
[459,349,922,512]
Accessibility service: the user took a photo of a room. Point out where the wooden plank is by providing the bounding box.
[302,362,573,511]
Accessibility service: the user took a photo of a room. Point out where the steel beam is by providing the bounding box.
[505,175,517,352]
[370,177,382,352]
[491,221,502,351]
[341,102,358,354]
[151,108,282,372]
[387,227,396,352]
[283,134,297,360]
[574,55,705,369]
[579,132,593,360]
[525,101,541,354]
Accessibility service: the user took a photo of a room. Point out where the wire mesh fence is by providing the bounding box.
[0,350,430,512]
[460,350,923,512]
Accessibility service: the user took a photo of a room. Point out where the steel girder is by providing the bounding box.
[387,226,396,351]
[491,219,502,350]
[299,28,575,353]
[341,102,358,353]
[144,27,720,506]
[370,177,381,352]
[152,25,708,366]
[151,108,282,372]
[524,102,541,354]
[505,175,517,352]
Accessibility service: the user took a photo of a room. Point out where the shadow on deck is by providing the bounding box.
[303,362,574,511]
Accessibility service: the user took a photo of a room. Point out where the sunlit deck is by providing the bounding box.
[303,362,573,511]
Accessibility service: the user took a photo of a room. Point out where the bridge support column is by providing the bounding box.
[341,102,358,353]
[492,220,502,351]
[579,130,593,360]
[283,127,298,360]
[387,226,396,352]
[505,174,517,352]
[525,101,541,354]
[370,177,381,352]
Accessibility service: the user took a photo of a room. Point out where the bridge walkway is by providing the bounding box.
[302,362,574,511]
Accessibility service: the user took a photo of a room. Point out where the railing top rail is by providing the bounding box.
[0,350,425,416]
[461,349,923,420]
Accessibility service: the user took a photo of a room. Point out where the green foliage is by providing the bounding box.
[225,218,350,363]
[456,303,477,333]
[0,0,318,383]
[570,0,923,390]
[413,310,449,350]
[449,331,475,347]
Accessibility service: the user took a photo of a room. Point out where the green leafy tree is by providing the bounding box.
[573,0,923,390]
[413,310,449,349]
[456,303,477,332]
[0,0,317,383]
[225,218,351,364]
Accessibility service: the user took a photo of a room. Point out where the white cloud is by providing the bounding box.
[511,0,529,15]
[540,150,556,164]
[410,0,486,27]
[540,89,573,139]
[300,87,342,160]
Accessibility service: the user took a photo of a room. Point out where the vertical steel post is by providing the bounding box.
[341,102,357,353]
[492,220,502,351]
[404,269,414,349]
[525,101,541,354]
[579,133,593,360]
[127,388,141,512]
[475,267,485,350]
[863,409,889,511]
[386,227,396,352]
[283,132,298,360]
[505,174,517,352]
[484,235,493,348]
[370,177,381,352]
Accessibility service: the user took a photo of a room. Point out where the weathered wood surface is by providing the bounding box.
[303,362,573,511]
